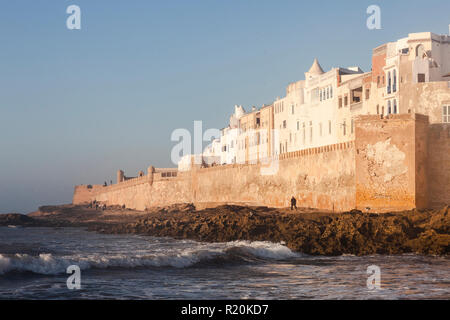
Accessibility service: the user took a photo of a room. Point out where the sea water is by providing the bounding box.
[0,227,448,299]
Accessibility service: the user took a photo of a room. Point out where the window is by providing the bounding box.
[387,71,391,94]
[311,88,320,103]
[283,120,286,128]
[297,121,299,130]
[393,99,398,114]
[330,86,333,98]
[387,100,392,114]
[443,106,450,123]
[377,104,379,114]
[365,88,370,100]
[338,97,343,108]
[320,90,323,101]
[302,123,306,144]
[319,123,323,137]
[292,105,295,114]
[343,120,346,136]
[309,121,313,143]
[351,87,362,103]
[393,70,397,92]
[418,73,425,83]
[344,95,348,106]
[328,120,332,135]
[327,87,330,99]
[351,119,354,134]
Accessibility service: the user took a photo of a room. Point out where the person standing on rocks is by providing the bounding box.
[290,196,297,210]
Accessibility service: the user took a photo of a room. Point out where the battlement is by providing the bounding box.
[279,141,355,160]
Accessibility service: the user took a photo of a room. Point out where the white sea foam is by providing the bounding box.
[0,241,299,275]
[227,241,299,259]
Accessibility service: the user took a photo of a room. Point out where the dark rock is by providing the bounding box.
[22,203,450,256]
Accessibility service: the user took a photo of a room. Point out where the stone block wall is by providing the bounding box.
[73,142,356,211]
[355,113,428,212]
[427,124,450,208]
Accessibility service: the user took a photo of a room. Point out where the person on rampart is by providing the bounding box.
[290,196,297,210]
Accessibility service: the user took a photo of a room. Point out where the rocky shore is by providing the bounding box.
[2,204,449,256]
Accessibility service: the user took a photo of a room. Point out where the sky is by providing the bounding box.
[1,0,449,213]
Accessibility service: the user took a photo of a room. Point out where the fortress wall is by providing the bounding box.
[82,173,194,210]
[427,124,450,208]
[355,114,428,212]
[73,185,104,204]
[193,143,355,211]
[415,115,430,209]
[74,143,356,211]
[73,113,447,212]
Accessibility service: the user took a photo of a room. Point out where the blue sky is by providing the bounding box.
[1,0,449,213]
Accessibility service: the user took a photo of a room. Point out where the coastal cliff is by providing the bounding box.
[20,204,450,256]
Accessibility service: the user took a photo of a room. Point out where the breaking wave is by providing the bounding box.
[0,241,300,275]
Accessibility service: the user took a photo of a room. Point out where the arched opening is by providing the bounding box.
[416,44,425,58]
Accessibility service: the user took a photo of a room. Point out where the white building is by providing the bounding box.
[179,26,450,171]
[274,58,365,155]
[220,105,246,164]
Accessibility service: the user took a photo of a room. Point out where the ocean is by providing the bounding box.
[0,227,448,299]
